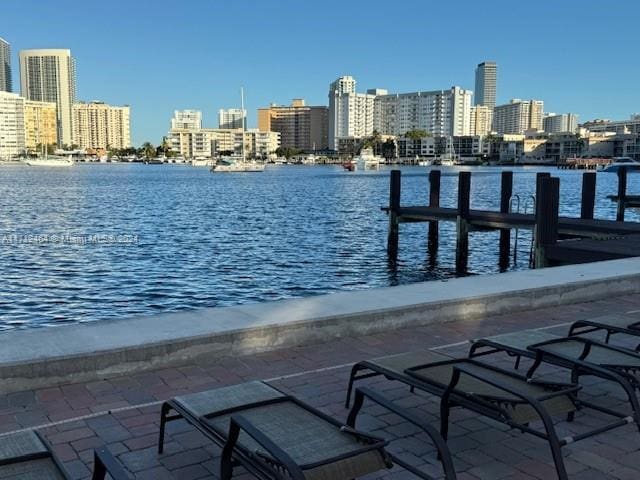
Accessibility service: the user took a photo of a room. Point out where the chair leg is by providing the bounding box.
[158,402,171,454]
[605,330,612,343]
[345,364,362,408]
[514,355,521,370]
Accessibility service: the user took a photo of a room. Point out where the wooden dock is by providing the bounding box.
[385,168,640,272]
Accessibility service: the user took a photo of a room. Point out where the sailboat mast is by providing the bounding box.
[240,87,246,163]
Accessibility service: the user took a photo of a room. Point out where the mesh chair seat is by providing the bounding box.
[365,350,450,375]
[535,339,640,369]
[177,381,388,480]
[0,431,64,480]
[479,330,558,354]
[410,361,575,424]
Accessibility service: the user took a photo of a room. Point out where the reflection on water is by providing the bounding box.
[0,164,638,330]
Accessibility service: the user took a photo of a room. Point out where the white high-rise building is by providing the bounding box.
[171,110,202,130]
[19,49,76,146]
[0,92,26,159]
[328,76,380,149]
[543,113,578,134]
[0,37,11,92]
[218,108,246,129]
[72,101,131,150]
[374,87,472,137]
[474,61,497,109]
[470,105,494,135]
[493,99,544,134]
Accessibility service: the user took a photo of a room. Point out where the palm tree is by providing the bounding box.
[140,142,155,159]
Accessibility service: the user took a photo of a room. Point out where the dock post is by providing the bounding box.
[499,171,513,271]
[581,172,596,220]
[456,172,471,274]
[428,170,441,257]
[387,170,401,260]
[535,172,551,201]
[534,177,560,268]
[617,167,628,222]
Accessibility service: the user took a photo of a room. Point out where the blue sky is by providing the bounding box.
[3,0,638,146]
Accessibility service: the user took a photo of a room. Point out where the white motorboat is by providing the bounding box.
[191,158,215,167]
[353,148,382,171]
[602,157,640,173]
[23,155,74,167]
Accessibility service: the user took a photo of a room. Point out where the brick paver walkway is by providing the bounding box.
[2,294,640,479]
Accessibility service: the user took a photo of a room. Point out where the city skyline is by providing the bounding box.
[2,0,639,145]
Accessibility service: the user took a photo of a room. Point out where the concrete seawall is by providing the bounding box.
[2,257,640,393]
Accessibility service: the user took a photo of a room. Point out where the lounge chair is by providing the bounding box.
[345,349,630,480]
[158,380,456,480]
[469,329,640,424]
[0,430,128,479]
[569,314,640,349]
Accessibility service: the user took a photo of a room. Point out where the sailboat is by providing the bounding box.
[439,136,457,166]
[23,120,74,167]
[211,88,265,173]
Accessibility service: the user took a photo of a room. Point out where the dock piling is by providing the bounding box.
[456,172,471,273]
[581,172,596,220]
[387,170,401,260]
[499,171,513,271]
[534,177,560,268]
[428,170,441,257]
[617,167,628,222]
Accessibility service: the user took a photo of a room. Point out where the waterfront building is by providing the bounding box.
[0,91,25,159]
[373,87,472,137]
[168,127,280,159]
[474,61,497,109]
[19,49,76,146]
[257,99,328,151]
[396,136,437,159]
[470,105,494,136]
[72,101,131,150]
[24,100,57,151]
[0,37,11,92]
[171,110,202,130]
[543,113,578,133]
[493,99,544,134]
[218,108,246,129]
[582,115,640,136]
[328,76,379,150]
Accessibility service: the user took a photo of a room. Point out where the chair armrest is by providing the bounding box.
[92,448,130,480]
[347,386,457,480]
[225,414,305,480]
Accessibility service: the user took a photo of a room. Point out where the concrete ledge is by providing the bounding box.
[2,257,640,393]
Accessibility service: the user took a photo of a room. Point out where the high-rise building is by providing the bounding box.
[24,100,57,151]
[543,113,579,134]
[19,49,76,146]
[493,99,544,134]
[328,76,380,149]
[0,37,11,92]
[218,108,246,129]
[0,92,25,159]
[474,61,497,109]
[171,110,202,130]
[373,87,472,137]
[72,101,131,150]
[470,105,494,136]
[257,99,328,150]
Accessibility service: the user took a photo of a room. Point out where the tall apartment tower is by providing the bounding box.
[493,99,544,134]
[257,99,329,151]
[474,61,497,109]
[0,37,11,92]
[19,49,76,146]
[72,101,131,150]
[328,75,379,150]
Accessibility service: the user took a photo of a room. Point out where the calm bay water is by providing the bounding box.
[0,163,638,330]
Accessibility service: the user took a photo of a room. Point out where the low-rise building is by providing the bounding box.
[0,91,25,158]
[582,115,640,136]
[24,100,57,151]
